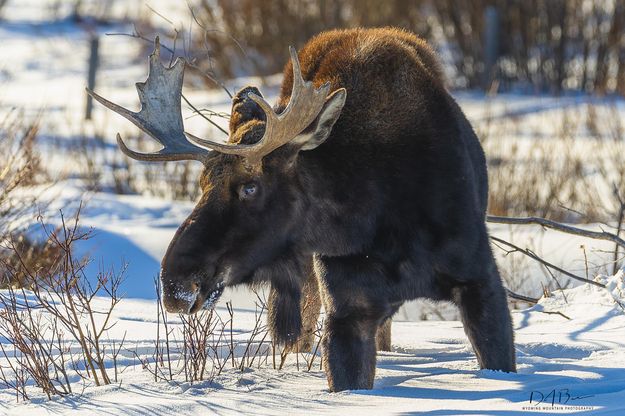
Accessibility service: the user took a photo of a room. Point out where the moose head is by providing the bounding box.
[87,38,346,314]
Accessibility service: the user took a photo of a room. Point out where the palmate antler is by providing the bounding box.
[86,37,209,162]
[87,37,332,165]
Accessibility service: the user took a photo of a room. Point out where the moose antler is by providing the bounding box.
[186,46,331,164]
[87,38,332,165]
[87,36,209,162]
[86,37,211,162]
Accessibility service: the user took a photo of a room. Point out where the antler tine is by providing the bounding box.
[288,45,306,92]
[187,46,331,164]
[86,37,211,163]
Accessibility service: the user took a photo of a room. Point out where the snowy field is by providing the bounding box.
[2,0,625,414]
[0,273,624,415]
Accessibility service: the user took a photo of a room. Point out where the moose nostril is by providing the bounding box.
[160,277,203,314]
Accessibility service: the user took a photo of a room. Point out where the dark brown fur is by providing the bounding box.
[160,28,515,392]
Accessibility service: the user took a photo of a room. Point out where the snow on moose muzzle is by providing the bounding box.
[162,276,224,314]
[197,281,225,312]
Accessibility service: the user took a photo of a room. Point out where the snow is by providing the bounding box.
[1,274,624,415]
[2,0,625,413]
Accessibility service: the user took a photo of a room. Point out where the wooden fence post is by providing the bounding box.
[85,34,100,120]
[483,6,500,90]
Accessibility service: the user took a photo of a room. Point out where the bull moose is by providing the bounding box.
[88,27,516,392]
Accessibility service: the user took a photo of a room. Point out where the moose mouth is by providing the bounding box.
[189,281,224,314]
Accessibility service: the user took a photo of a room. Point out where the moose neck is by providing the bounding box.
[292,145,381,258]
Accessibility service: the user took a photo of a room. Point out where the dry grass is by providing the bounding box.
[0,110,55,288]
[186,0,431,82]
[0,111,44,233]
[127,0,625,96]
[478,99,625,301]
[481,101,625,223]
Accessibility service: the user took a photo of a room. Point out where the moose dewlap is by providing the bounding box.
[89,27,516,392]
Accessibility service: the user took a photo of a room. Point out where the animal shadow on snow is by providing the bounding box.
[355,332,625,415]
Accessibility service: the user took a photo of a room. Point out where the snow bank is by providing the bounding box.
[532,270,625,320]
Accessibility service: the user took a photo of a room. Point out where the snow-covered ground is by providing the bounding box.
[2,0,625,414]
[1,273,624,415]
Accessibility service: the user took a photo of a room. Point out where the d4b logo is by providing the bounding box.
[529,388,593,407]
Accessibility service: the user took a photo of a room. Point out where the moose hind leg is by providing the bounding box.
[293,267,321,352]
[375,317,392,352]
[453,262,516,372]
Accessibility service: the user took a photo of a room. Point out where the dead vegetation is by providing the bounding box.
[0,210,126,401]
[0,111,43,232]
[188,0,431,80]
[131,1,625,96]
[145,283,323,386]
[433,0,625,93]
[475,98,625,302]
[481,100,625,223]
[0,110,53,289]
[77,131,204,200]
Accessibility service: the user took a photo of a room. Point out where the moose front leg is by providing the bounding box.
[322,312,379,391]
[314,255,392,391]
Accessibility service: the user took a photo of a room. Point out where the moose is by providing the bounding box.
[88,27,516,392]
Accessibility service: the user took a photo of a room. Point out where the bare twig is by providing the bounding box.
[105,30,233,97]
[181,93,228,136]
[306,319,324,372]
[487,215,625,249]
[611,185,625,274]
[506,289,539,304]
[0,208,125,398]
[537,310,571,320]
[490,235,605,288]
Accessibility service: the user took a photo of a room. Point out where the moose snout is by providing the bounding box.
[160,275,201,314]
[160,265,224,314]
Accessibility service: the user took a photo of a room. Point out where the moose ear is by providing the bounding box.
[291,88,346,151]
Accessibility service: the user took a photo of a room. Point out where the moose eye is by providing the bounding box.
[238,182,258,200]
